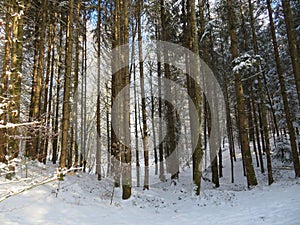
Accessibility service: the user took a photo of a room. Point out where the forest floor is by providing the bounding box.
[0,149,299,225]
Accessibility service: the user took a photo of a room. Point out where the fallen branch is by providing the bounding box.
[0,167,84,202]
[0,176,58,203]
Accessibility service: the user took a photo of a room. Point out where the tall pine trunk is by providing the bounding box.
[248,0,273,185]
[281,0,300,105]
[137,0,149,190]
[161,0,179,181]
[96,0,102,180]
[227,0,257,187]
[267,0,300,177]
[186,0,203,195]
[60,0,74,169]
[121,0,131,199]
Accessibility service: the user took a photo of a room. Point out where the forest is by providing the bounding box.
[0,0,299,209]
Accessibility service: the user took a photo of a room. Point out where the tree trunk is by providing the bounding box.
[0,0,11,164]
[248,0,273,185]
[133,63,140,187]
[150,66,158,175]
[47,7,57,165]
[227,0,258,187]
[73,1,81,170]
[8,0,23,164]
[155,21,166,182]
[96,0,102,180]
[253,100,265,173]
[161,0,179,181]
[186,0,203,195]
[28,0,47,159]
[281,0,300,105]
[267,0,300,177]
[121,0,131,199]
[52,17,64,165]
[60,0,74,169]
[39,21,53,163]
[138,0,149,190]
[111,0,121,188]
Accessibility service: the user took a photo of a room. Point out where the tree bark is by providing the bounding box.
[121,0,131,199]
[60,0,74,169]
[248,0,273,185]
[267,0,300,177]
[281,0,300,105]
[0,0,11,164]
[96,0,102,180]
[155,20,166,182]
[161,0,179,181]
[138,0,150,190]
[186,0,203,194]
[227,0,258,187]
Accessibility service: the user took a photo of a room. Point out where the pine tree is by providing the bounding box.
[227,0,258,187]
[281,0,300,105]
[186,0,203,195]
[267,0,300,177]
[137,0,150,190]
[60,0,74,169]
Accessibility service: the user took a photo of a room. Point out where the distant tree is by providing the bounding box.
[96,0,102,180]
[137,0,150,190]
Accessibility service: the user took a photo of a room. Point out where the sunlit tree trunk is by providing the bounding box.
[8,0,23,164]
[81,8,88,172]
[26,1,47,159]
[60,0,74,169]
[0,0,11,164]
[39,21,53,164]
[73,1,81,170]
[47,6,57,165]
[227,0,258,187]
[52,15,64,165]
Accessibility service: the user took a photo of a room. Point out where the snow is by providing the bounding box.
[0,152,300,225]
[0,121,40,129]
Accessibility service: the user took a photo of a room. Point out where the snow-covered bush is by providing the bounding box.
[272,136,293,166]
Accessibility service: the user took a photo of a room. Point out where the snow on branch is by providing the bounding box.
[232,53,262,73]
[0,121,40,129]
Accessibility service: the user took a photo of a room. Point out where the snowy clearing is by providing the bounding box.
[0,156,299,225]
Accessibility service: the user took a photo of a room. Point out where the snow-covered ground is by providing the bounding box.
[0,151,300,225]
